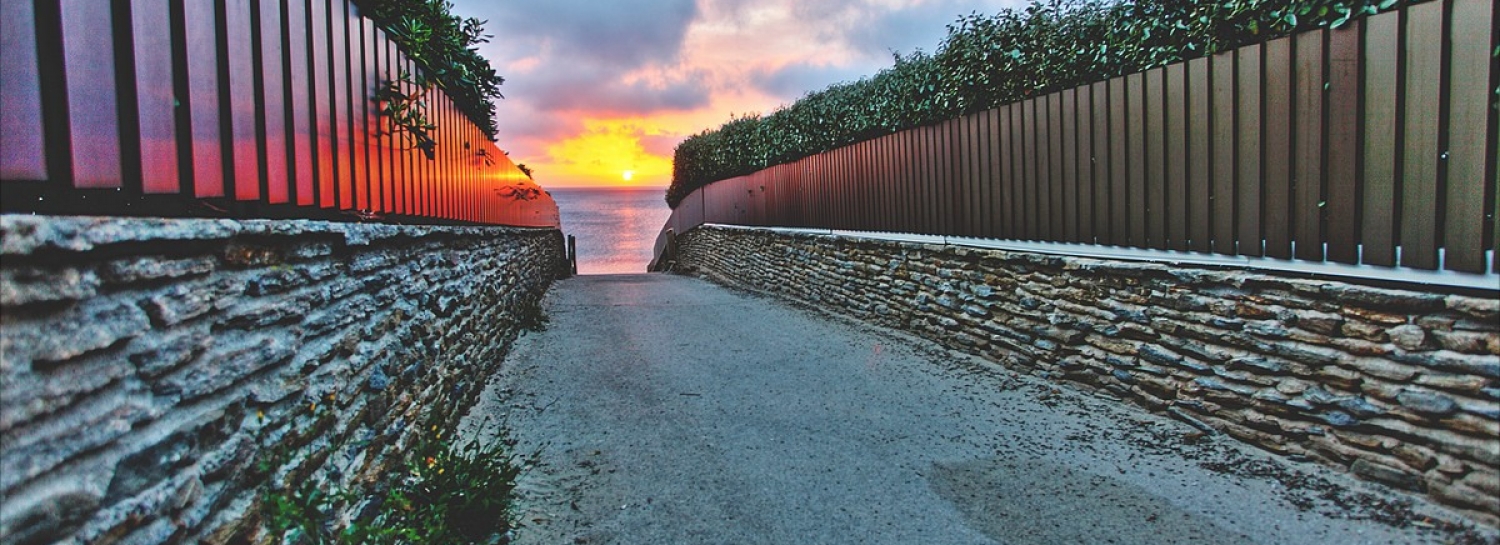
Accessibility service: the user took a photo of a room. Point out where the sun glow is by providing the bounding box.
[533,119,675,187]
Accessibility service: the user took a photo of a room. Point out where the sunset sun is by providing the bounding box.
[622,170,634,181]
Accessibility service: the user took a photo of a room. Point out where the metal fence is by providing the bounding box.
[0,0,558,228]
[658,0,1496,278]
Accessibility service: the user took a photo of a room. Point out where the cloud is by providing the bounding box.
[751,62,878,101]
[446,0,1029,187]
[474,0,699,69]
[518,65,713,115]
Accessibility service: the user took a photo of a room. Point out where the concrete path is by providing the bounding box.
[462,274,1492,545]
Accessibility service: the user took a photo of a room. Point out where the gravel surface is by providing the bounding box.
[462,274,1496,545]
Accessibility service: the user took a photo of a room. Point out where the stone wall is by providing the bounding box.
[674,225,1499,526]
[0,216,565,543]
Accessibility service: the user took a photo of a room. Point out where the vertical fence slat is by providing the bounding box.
[1188,57,1212,253]
[185,0,224,197]
[1444,0,1495,273]
[310,0,334,207]
[1236,44,1263,256]
[1034,97,1050,240]
[287,0,314,205]
[1398,1,1443,269]
[1293,30,1326,261]
[1006,103,1023,239]
[1264,38,1293,259]
[364,19,382,212]
[1144,69,1166,249]
[258,0,289,203]
[60,1,124,188]
[1363,11,1400,266]
[941,120,957,235]
[226,0,260,201]
[1091,81,1111,243]
[1022,99,1039,240]
[387,40,402,214]
[331,0,351,210]
[0,0,48,180]
[1326,21,1361,263]
[1076,83,1095,244]
[1127,72,1147,247]
[1061,89,1078,243]
[1211,51,1237,255]
[878,139,889,232]
[985,108,1004,239]
[1049,92,1065,241]
[348,1,368,212]
[970,113,986,237]
[132,0,180,193]
[922,126,934,232]
[1109,77,1129,246]
[1165,63,1188,251]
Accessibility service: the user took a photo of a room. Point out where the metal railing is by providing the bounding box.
[0,0,558,228]
[656,0,1496,282]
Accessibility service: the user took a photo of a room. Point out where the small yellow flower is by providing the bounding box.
[425,456,437,468]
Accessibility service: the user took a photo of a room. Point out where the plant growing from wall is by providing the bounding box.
[376,71,438,160]
[259,408,527,544]
[356,0,506,140]
[667,0,1435,208]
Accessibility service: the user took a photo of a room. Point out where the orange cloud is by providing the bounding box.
[535,119,676,187]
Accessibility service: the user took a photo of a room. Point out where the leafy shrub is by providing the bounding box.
[666,0,1417,208]
[356,0,506,140]
[261,429,525,545]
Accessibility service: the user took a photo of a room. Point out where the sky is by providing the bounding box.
[446,0,1025,188]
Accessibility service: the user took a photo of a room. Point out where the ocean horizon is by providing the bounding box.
[550,186,674,275]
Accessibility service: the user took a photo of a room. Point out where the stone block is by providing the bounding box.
[1351,458,1425,492]
[1387,324,1430,351]
[101,256,216,285]
[143,280,238,327]
[128,331,214,379]
[1285,308,1343,336]
[1324,284,1444,312]
[1445,295,1499,322]
[1340,319,1389,342]
[1395,389,1459,417]
[1431,330,1498,355]
[154,337,296,401]
[3,298,151,365]
[1389,350,1500,379]
[1,266,99,307]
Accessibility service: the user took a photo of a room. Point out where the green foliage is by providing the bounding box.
[261,429,525,545]
[376,71,439,160]
[667,0,1422,208]
[357,0,506,140]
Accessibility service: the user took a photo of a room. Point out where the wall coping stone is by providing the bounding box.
[1,215,551,257]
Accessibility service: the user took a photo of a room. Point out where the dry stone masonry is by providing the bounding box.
[674,225,1500,527]
[0,216,564,543]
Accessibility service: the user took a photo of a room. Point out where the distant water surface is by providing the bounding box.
[551,187,673,275]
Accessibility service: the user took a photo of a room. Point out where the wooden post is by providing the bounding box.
[567,234,577,276]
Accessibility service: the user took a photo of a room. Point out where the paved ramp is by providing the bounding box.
[462,274,1483,545]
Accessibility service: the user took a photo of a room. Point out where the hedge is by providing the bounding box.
[667,0,1417,208]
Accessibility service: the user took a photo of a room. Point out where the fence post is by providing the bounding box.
[567,234,577,276]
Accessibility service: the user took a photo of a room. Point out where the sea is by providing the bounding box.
[550,187,674,275]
